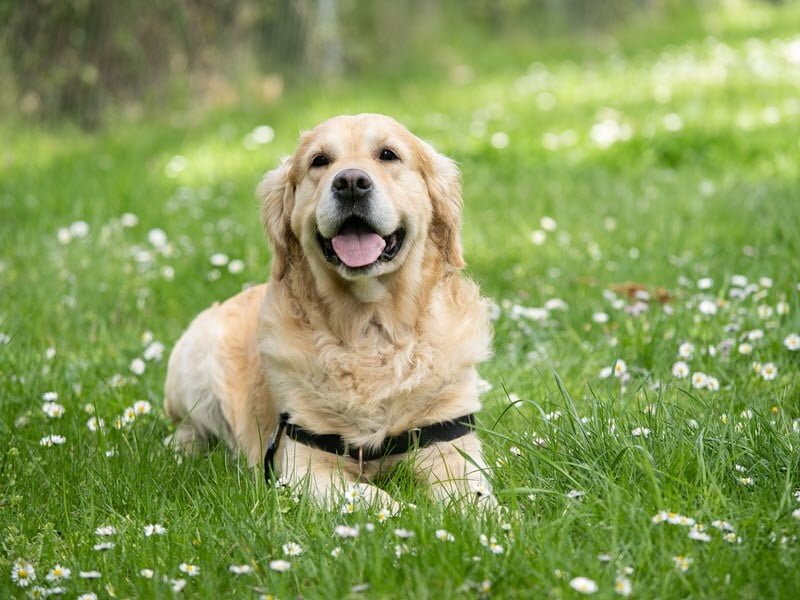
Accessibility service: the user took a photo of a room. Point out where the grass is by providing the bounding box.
[2,2,800,598]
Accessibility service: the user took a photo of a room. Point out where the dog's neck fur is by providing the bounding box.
[283,237,447,345]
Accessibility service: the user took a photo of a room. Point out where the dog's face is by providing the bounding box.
[260,114,464,284]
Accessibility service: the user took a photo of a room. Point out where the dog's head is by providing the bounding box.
[259,114,464,285]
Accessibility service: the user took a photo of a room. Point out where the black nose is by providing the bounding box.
[332,169,373,202]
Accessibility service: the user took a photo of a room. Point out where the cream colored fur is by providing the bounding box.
[164,114,494,509]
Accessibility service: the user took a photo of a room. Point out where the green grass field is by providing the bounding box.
[3,3,800,598]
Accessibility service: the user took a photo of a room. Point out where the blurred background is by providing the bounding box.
[3,0,796,127]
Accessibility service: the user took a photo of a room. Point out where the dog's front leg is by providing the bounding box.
[414,433,497,509]
[275,439,400,511]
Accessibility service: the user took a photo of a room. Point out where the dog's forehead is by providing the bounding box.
[303,114,417,154]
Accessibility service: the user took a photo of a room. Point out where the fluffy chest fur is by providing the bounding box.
[257,276,491,448]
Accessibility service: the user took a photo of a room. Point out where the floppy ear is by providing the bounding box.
[423,143,465,269]
[258,157,296,280]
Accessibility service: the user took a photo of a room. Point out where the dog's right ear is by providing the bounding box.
[258,157,295,280]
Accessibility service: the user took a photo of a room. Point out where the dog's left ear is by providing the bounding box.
[258,157,296,280]
[422,142,465,269]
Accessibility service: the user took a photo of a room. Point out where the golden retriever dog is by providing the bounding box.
[164,114,494,509]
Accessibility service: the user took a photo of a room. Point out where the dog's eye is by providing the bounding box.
[310,154,330,168]
[379,148,399,162]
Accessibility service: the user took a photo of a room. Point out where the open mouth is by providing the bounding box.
[317,216,405,270]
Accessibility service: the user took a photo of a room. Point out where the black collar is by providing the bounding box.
[265,412,475,482]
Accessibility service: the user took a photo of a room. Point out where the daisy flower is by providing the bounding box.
[435,529,455,542]
[210,253,229,267]
[334,525,360,538]
[791,508,800,519]
[269,560,291,573]
[331,547,342,558]
[129,358,146,376]
[394,529,414,539]
[228,259,245,274]
[93,542,114,551]
[688,527,711,542]
[706,376,720,392]
[569,577,598,594]
[376,508,393,522]
[143,524,167,536]
[613,359,627,377]
[691,372,708,389]
[614,576,632,597]
[785,334,800,351]
[78,594,98,600]
[87,417,105,432]
[46,564,71,581]
[41,392,58,402]
[671,361,690,378]
[698,300,717,315]
[42,402,65,418]
[697,277,713,290]
[228,564,253,575]
[132,400,152,415]
[489,541,505,554]
[94,525,116,536]
[672,555,692,572]
[567,489,586,499]
[178,563,200,576]
[738,342,753,355]
[171,578,187,592]
[631,427,651,437]
[761,363,778,380]
[79,571,102,579]
[738,477,754,486]
[140,569,154,578]
[678,342,694,359]
[592,312,609,324]
[39,434,66,447]
[282,542,303,556]
[11,560,36,587]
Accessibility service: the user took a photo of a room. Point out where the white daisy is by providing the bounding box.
[331,547,342,557]
[79,571,102,579]
[140,568,154,578]
[171,578,187,592]
[435,529,455,542]
[334,525,360,538]
[228,259,245,274]
[691,372,708,389]
[698,300,717,315]
[592,312,609,324]
[631,427,651,437]
[179,563,200,576]
[228,564,253,575]
[93,542,114,551]
[269,560,291,573]
[738,342,753,355]
[678,342,695,359]
[11,560,36,587]
[132,400,152,415]
[41,391,58,402]
[613,359,627,377]
[671,361,690,378]
[45,565,71,582]
[672,555,692,572]
[394,528,414,539]
[282,542,303,556]
[42,402,65,418]
[784,334,800,351]
[143,524,167,536]
[569,576,598,594]
[78,594,97,600]
[210,253,229,267]
[39,434,66,447]
[87,417,105,432]
[761,363,778,381]
[130,358,146,376]
[614,575,632,597]
[95,525,116,536]
[706,376,720,391]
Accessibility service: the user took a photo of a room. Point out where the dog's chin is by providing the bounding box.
[316,216,407,281]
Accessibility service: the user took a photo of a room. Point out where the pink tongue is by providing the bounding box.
[331,231,386,268]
